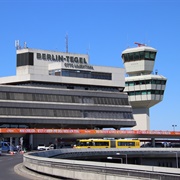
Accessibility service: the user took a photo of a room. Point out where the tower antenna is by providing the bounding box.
[134,42,145,47]
[15,40,20,50]
[65,33,68,53]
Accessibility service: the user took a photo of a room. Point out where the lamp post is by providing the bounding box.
[116,153,127,164]
[172,125,177,131]
[175,152,178,168]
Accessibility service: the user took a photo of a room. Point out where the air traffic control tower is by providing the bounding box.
[121,43,167,130]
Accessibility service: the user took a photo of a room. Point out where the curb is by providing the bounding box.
[14,163,60,180]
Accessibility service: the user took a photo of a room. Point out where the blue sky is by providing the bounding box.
[0,0,179,131]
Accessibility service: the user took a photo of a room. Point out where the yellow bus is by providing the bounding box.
[74,139,140,148]
[115,139,140,148]
[74,139,111,148]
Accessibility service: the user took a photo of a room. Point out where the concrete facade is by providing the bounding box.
[0,46,135,148]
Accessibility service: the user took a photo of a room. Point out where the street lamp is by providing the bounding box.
[174,152,179,168]
[172,125,177,131]
[116,153,127,164]
[107,157,123,163]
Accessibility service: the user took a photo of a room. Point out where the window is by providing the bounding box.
[129,53,134,61]
[62,70,70,76]
[146,80,151,84]
[139,51,144,59]
[141,91,147,95]
[17,52,34,67]
[122,51,156,62]
[134,52,139,60]
[124,54,128,61]
[135,91,141,95]
[145,51,150,59]
[135,81,140,85]
[118,142,135,146]
[129,92,135,96]
[150,52,156,60]
[129,82,134,86]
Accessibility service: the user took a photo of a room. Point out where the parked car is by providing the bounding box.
[37,144,54,151]
[0,141,17,153]
[37,144,46,151]
[45,144,54,150]
[141,142,165,148]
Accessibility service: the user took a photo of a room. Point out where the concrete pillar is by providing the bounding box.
[15,137,19,146]
[10,137,13,151]
[151,138,155,147]
[29,134,33,150]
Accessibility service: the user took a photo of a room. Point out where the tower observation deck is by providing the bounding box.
[121,43,167,130]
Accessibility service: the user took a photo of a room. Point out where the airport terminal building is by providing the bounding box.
[0,46,135,148]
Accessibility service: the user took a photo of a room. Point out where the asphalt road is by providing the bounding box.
[0,152,30,180]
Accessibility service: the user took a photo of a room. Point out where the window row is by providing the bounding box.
[16,81,120,92]
[0,124,28,128]
[49,69,112,80]
[0,108,133,119]
[77,142,109,146]
[0,108,81,117]
[84,97,129,105]
[117,142,135,146]
[0,92,129,105]
[125,79,166,86]
[128,90,164,96]
[122,51,156,62]
[84,111,133,119]
[0,92,78,103]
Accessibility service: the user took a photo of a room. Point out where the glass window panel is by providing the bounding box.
[125,82,129,86]
[156,80,161,84]
[145,51,150,59]
[129,82,134,86]
[150,52,156,60]
[9,93,15,99]
[26,93,33,101]
[129,92,135,96]
[162,80,166,85]
[134,81,139,85]
[135,91,141,95]
[0,92,6,99]
[146,80,150,84]
[142,91,147,95]
[139,51,144,59]
[134,52,139,60]
[129,53,134,61]
[124,54,128,61]
[160,90,164,95]
[62,70,70,76]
